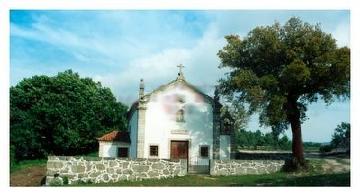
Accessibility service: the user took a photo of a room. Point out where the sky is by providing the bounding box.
[10,10,350,143]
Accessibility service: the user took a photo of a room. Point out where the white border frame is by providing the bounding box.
[1,1,359,196]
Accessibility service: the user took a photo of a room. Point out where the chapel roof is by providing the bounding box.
[127,78,215,116]
[127,65,220,117]
[145,78,213,102]
[97,130,130,143]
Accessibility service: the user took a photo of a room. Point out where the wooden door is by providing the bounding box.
[170,141,188,159]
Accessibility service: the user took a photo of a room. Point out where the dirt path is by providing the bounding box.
[10,165,46,186]
[321,158,350,173]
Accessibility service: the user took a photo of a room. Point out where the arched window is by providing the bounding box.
[176,109,185,122]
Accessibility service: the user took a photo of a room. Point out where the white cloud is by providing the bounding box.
[101,48,192,104]
[95,22,227,105]
[332,21,350,47]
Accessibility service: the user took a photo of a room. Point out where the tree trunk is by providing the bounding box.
[287,98,305,165]
[290,114,305,163]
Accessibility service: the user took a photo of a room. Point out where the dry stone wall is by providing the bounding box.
[46,156,187,185]
[210,160,285,176]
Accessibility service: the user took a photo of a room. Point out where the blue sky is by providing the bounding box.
[10,10,350,142]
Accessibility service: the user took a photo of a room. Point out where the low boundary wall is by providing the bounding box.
[46,156,187,185]
[210,160,285,176]
[46,156,286,185]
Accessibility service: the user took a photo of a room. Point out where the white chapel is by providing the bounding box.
[98,65,233,170]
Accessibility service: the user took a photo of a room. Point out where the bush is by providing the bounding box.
[62,176,69,185]
[319,145,333,153]
[76,179,93,185]
[48,177,63,186]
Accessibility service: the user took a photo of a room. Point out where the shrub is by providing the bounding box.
[48,177,63,186]
[62,176,69,185]
[319,145,333,153]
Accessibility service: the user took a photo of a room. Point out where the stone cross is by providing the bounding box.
[176,64,185,80]
[177,64,184,74]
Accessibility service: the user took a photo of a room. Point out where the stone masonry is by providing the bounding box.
[46,156,187,185]
[210,160,285,176]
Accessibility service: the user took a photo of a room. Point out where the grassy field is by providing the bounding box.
[10,151,97,173]
[10,159,47,186]
[68,158,349,187]
[10,159,47,174]
[71,172,350,187]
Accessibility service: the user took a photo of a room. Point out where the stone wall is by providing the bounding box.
[46,156,187,185]
[210,160,285,176]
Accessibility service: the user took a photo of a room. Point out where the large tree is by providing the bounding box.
[10,70,128,161]
[217,17,350,167]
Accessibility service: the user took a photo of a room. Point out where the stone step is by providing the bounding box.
[188,171,209,175]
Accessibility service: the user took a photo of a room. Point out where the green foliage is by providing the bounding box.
[220,102,249,130]
[10,145,16,169]
[331,122,350,150]
[84,151,99,157]
[48,177,63,186]
[10,159,47,173]
[10,70,128,161]
[218,17,350,161]
[319,122,350,153]
[235,129,321,151]
[76,179,94,185]
[302,142,321,152]
[319,145,333,153]
[62,176,69,185]
[235,129,291,150]
[218,17,349,128]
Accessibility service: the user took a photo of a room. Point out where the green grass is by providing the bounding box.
[335,158,350,165]
[10,159,47,173]
[304,147,320,152]
[10,151,98,174]
[237,147,320,152]
[69,172,349,187]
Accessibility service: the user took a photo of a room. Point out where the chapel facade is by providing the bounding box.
[98,65,234,170]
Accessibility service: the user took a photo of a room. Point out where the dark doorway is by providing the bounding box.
[117,147,128,158]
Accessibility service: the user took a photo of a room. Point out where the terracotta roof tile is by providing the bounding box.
[97,131,130,143]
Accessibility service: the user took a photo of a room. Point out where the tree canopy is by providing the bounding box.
[10,70,128,161]
[331,122,350,150]
[217,17,350,166]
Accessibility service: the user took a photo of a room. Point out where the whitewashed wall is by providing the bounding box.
[142,82,213,166]
[98,141,130,157]
[219,135,230,160]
